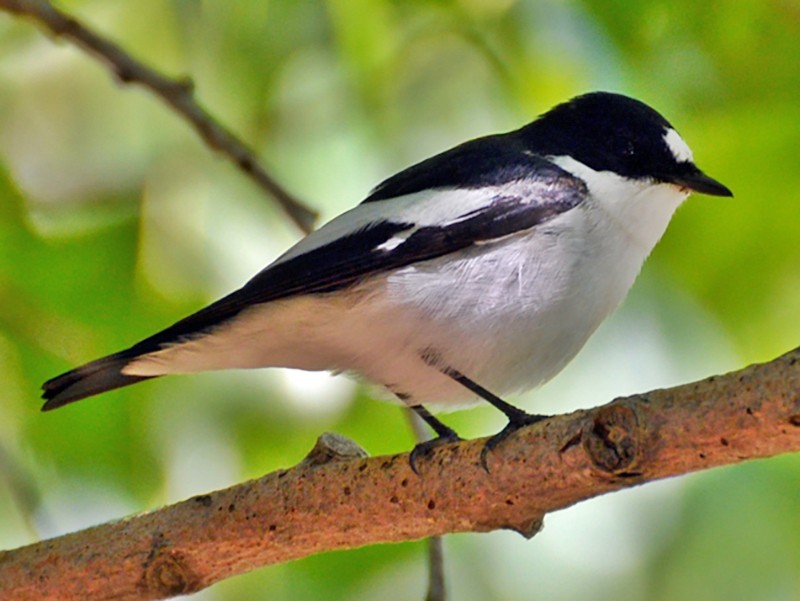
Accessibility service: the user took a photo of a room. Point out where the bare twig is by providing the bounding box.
[408,410,448,601]
[425,536,447,601]
[2,346,799,601]
[0,0,318,233]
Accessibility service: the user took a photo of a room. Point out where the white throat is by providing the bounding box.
[549,155,689,251]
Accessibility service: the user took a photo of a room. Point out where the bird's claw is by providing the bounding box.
[480,413,548,472]
[409,432,462,475]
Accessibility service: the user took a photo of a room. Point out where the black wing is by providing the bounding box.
[120,152,586,345]
[364,132,546,202]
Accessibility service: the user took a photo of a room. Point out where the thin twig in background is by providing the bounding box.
[2,346,799,600]
[408,410,448,601]
[425,536,447,601]
[0,0,318,233]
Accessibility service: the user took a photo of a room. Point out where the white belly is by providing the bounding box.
[346,207,641,405]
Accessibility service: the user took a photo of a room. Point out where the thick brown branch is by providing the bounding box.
[0,0,317,233]
[1,347,799,600]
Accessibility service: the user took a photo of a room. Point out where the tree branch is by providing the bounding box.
[2,347,799,600]
[0,0,318,233]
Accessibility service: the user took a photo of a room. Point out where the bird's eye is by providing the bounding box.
[621,139,636,157]
[611,132,637,158]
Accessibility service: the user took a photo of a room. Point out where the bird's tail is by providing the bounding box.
[40,285,254,411]
[41,352,154,411]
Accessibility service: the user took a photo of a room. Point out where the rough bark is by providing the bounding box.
[2,347,799,600]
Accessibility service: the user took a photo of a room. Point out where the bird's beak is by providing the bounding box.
[670,168,733,197]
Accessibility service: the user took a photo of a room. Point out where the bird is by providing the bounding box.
[41,91,732,469]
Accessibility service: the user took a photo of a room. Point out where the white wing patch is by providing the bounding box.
[375,227,418,252]
[663,128,693,163]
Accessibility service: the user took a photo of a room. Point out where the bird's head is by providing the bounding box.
[523,91,733,198]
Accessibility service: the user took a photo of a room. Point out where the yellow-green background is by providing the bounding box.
[1,1,799,599]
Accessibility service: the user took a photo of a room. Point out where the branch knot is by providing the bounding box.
[141,549,200,597]
[582,402,643,476]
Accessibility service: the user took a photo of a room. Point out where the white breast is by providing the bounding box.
[334,162,690,407]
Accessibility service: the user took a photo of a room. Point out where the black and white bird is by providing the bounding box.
[41,92,732,466]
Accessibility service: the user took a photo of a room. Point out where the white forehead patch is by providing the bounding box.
[664,128,694,163]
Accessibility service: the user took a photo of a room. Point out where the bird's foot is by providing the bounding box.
[480,412,548,471]
[409,431,463,475]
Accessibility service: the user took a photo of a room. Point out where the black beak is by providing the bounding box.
[669,168,733,197]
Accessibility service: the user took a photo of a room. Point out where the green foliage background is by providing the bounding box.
[1,1,799,599]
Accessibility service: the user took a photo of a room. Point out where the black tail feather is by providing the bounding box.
[41,352,155,411]
[40,280,251,411]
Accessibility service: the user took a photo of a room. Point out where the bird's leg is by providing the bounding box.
[408,405,463,474]
[437,364,548,470]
